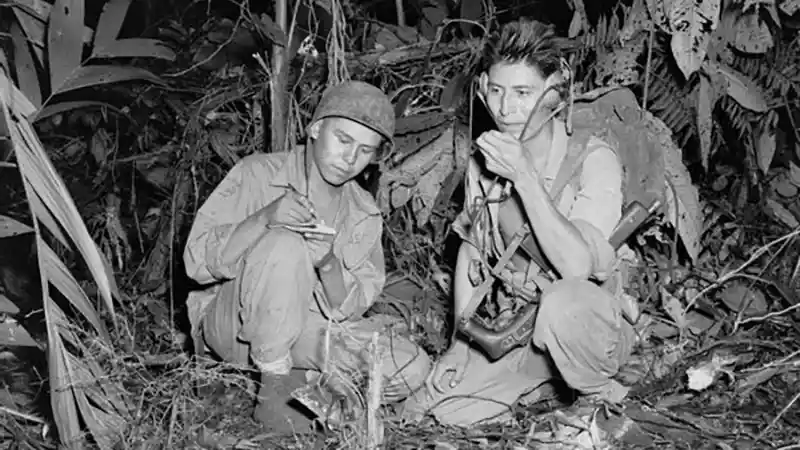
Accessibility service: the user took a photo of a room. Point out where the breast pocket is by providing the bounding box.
[338,216,381,270]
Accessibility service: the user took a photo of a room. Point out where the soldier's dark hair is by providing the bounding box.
[480,19,566,79]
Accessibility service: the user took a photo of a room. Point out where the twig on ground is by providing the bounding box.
[741,349,800,373]
[737,302,800,327]
[366,332,383,449]
[756,389,800,443]
[0,406,46,424]
[684,228,800,315]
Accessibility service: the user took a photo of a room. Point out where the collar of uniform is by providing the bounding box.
[269,145,309,194]
[342,179,381,217]
[269,144,381,217]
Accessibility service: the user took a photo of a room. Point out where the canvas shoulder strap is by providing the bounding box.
[549,132,605,201]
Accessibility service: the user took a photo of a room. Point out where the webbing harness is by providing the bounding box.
[456,81,595,323]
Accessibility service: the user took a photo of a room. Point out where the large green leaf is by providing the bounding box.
[756,112,778,175]
[0,319,36,346]
[16,130,120,318]
[256,13,289,47]
[50,302,130,449]
[0,91,72,247]
[1,66,37,116]
[41,240,111,342]
[91,39,176,61]
[0,294,20,315]
[0,45,9,76]
[10,21,43,108]
[44,296,83,448]
[664,136,703,263]
[2,65,128,450]
[706,61,769,112]
[668,0,721,79]
[55,65,165,96]
[29,189,71,248]
[93,0,130,50]
[66,350,128,448]
[696,75,713,172]
[53,302,130,449]
[11,0,94,48]
[13,2,50,64]
[33,101,123,122]
[1,70,119,319]
[47,0,86,93]
[0,214,34,237]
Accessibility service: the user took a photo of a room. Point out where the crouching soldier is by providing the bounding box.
[183,80,432,430]
[403,19,637,426]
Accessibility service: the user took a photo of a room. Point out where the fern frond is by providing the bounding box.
[577,12,624,60]
[590,34,647,89]
[729,40,800,99]
[643,51,697,149]
[717,95,753,142]
[574,0,653,92]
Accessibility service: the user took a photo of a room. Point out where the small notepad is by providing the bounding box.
[272,222,336,236]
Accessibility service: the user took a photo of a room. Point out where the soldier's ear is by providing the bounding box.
[308,119,323,139]
[541,68,568,110]
[477,72,489,104]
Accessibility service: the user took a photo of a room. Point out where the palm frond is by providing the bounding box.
[0,70,130,450]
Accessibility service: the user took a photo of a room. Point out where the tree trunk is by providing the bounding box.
[269,0,289,153]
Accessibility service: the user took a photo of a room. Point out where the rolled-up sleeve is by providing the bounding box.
[183,159,265,285]
[322,216,386,321]
[567,142,623,280]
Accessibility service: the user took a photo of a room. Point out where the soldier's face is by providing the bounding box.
[479,61,561,140]
[310,117,382,186]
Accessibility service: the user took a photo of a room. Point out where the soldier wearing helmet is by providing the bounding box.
[183,80,431,430]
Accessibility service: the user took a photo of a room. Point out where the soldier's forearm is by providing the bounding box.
[453,241,481,320]
[219,211,271,270]
[514,172,593,280]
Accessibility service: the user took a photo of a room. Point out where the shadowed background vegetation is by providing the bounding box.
[1,0,800,448]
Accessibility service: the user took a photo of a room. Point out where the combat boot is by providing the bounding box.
[253,369,315,433]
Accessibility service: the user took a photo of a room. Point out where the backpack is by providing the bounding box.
[553,86,666,217]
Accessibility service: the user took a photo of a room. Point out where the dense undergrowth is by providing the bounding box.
[1,0,800,448]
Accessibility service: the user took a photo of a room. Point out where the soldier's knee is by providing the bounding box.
[538,280,603,321]
[543,279,623,320]
[534,279,622,345]
[533,279,633,382]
